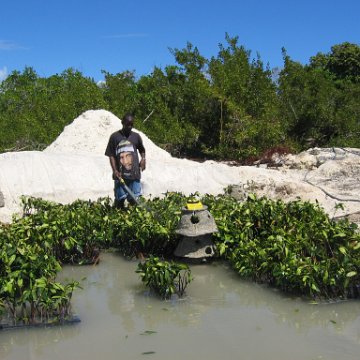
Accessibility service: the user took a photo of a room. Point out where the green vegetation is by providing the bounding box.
[1,37,359,160]
[0,193,186,325]
[0,212,80,325]
[136,256,192,299]
[1,35,359,324]
[202,193,360,299]
[1,192,359,323]
[0,68,105,152]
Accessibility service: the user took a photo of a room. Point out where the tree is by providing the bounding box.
[310,42,360,82]
[0,67,105,152]
[278,47,360,148]
[167,43,216,154]
[135,66,201,156]
[101,70,137,117]
[208,34,282,159]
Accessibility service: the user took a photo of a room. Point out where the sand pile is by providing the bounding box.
[44,110,171,161]
[1,110,359,224]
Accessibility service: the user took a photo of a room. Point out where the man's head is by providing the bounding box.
[121,113,134,136]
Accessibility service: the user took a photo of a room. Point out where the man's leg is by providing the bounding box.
[114,198,125,209]
[114,180,127,209]
[127,180,142,205]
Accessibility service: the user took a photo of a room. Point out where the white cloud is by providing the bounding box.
[0,40,17,50]
[0,66,8,82]
[0,40,26,51]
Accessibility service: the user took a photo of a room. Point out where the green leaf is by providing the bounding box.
[334,232,346,238]
[218,243,226,256]
[8,254,16,266]
[339,246,347,255]
[311,283,320,292]
[322,269,328,282]
[346,271,357,278]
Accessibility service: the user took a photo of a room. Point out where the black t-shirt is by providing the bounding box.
[105,130,145,180]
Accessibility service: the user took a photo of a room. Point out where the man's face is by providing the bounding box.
[122,118,134,136]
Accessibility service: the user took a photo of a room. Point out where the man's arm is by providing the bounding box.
[139,151,146,171]
[109,156,121,179]
[137,135,146,171]
[105,133,122,179]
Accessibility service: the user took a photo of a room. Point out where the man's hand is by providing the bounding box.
[110,157,121,180]
[140,158,146,171]
[113,170,122,180]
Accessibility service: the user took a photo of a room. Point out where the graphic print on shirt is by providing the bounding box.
[116,140,135,179]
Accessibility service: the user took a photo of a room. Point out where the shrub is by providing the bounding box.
[136,256,193,299]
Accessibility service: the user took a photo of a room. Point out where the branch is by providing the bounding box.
[143,109,154,123]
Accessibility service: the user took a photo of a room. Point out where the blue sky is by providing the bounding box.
[1,0,359,82]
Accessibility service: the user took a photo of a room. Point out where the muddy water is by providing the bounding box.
[1,252,360,360]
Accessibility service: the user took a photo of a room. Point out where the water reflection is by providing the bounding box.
[207,264,360,334]
[63,252,360,335]
[0,324,80,359]
[68,252,360,338]
[1,252,359,360]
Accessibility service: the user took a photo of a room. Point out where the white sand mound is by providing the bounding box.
[1,110,359,224]
[44,109,171,161]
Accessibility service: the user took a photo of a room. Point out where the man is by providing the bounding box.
[105,113,146,208]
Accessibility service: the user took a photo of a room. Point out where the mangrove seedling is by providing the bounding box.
[136,256,193,299]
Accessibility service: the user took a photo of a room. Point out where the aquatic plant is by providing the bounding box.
[2,189,360,322]
[202,193,360,299]
[20,196,114,264]
[112,192,185,258]
[0,217,80,325]
[136,256,193,299]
